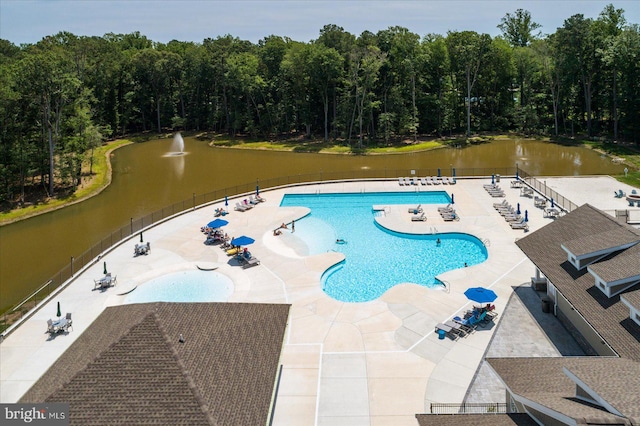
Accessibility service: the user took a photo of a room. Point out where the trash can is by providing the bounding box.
[541,297,551,313]
[438,329,446,340]
[496,174,501,182]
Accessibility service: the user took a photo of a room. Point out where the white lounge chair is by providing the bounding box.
[411,212,427,221]
[420,178,427,185]
[408,204,422,213]
[235,202,249,212]
[398,177,405,186]
[510,219,529,231]
[432,176,441,185]
[425,177,434,185]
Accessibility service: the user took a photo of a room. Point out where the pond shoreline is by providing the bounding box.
[1,134,634,226]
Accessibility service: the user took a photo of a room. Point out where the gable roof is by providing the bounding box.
[561,227,639,259]
[487,357,640,425]
[20,302,290,425]
[621,289,640,312]
[416,413,539,426]
[515,204,640,361]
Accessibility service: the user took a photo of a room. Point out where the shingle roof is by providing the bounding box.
[515,204,640,361]
[487,357,640,425]
[20,302,290,426]
[415,413,539,426]
[621,289,640,311]
[561,227,639,258]
[588,243,640,283]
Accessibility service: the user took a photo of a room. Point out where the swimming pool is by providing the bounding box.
[280,192,487,302]
[124,270,234,304]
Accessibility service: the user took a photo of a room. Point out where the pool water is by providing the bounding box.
[281,192,487,302]
[124,270,234,304]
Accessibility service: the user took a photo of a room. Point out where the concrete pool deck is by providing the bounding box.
[1,175,638,425]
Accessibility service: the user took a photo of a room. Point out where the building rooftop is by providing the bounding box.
[487,357,640,425]
[20,302,290,425]
[416,413,539,426]
[515,204,640,361]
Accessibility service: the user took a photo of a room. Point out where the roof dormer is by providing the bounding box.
[561,228,639,271]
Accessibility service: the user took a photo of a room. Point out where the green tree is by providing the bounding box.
[498,9,541,47]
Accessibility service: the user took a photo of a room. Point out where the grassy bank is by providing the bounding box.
[0,139,132,225]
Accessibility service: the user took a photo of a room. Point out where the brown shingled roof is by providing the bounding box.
[415,413,539,426]
[588,243,640,283]
[20,302,290,426]
[621,289,640,312]
[515,204,640,361]
[561,227,639,258]
[487,357,640,425]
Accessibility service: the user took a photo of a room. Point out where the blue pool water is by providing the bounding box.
[124,270,234,304]
[280,192,487,302]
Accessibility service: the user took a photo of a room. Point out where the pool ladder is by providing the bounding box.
[430,226,439,234]
[482,238,491,247]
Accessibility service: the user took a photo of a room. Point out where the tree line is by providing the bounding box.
[0,4,638,206]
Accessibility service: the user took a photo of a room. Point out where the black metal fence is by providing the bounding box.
[430,402,508,414]
[517,169,579,212]
[1,166,520,335]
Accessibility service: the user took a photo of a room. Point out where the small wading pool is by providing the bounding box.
[281,192,487,303]
[124,270,234,304]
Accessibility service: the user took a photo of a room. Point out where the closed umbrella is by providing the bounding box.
[525,210,529,222]
[225,195,228,207]
[464,287,497,304]
[451,194,455,204]
[256,184,260,195]
[56,301,61,318]
[517,203,521,215]
[207,219,229,229]
[103,261,107,275]
[140,232,143,243]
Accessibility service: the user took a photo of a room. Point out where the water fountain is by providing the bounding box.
[168,132,185,156]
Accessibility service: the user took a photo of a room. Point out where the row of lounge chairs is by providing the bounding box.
[483,183,505,197]
[399,176,456,186]
[435,305,498,340]
[234,194,265,212]
[437,204,459,221]
[493,200,529,231]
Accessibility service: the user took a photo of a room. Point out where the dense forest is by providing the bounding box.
[0,5,639,206]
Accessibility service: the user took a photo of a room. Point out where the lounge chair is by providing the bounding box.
[242,257,260,269]
[408,204,423,213]
[420,177,427,185]
[255,193,266,202]
[534,196,547,208]
[249,195,260,205]
[411,212,427,221]
[398,177,405,186]
[446,177,456,185]
[510,180,522,188]
[411,177,419,186]
[435,323,459,340]
[493,199,509,208]
[441,212,459,221]
[520,187,534,197]
[432,176,441,185]
[226,246,241,256]
[614,189,626,198]
[438,204,453,212]
[510,219,529,231]
[443,320,468,337]
[425,177,433,185]
[504,214,523,222]
[235,202,249,212]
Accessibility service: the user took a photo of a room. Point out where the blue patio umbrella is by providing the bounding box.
[451,194,455,204]
[525,210,529,222]
[515,169,519,180]
[491,174,495,184]
[56,301,61,318]
[464,287,498,304]
[453,168,456,177]
[437,168,441,177]
[103,261,107,275]
[517,203,521,215]
[256,184,260,195]
[224,195,228,206]
[551,198,554,208]
[140,232,144,243]
[207,219,228,229]
[231,235,255,246]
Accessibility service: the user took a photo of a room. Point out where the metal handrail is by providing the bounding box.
[0,166,522,334]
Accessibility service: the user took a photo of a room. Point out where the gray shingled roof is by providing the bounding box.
[20,302,290,426]
[621,289,640,311]
[487,357,640,425]
[515,204,640,361]
[588,243,640,283]
[561,227,639,258]
[415,413,539,426]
